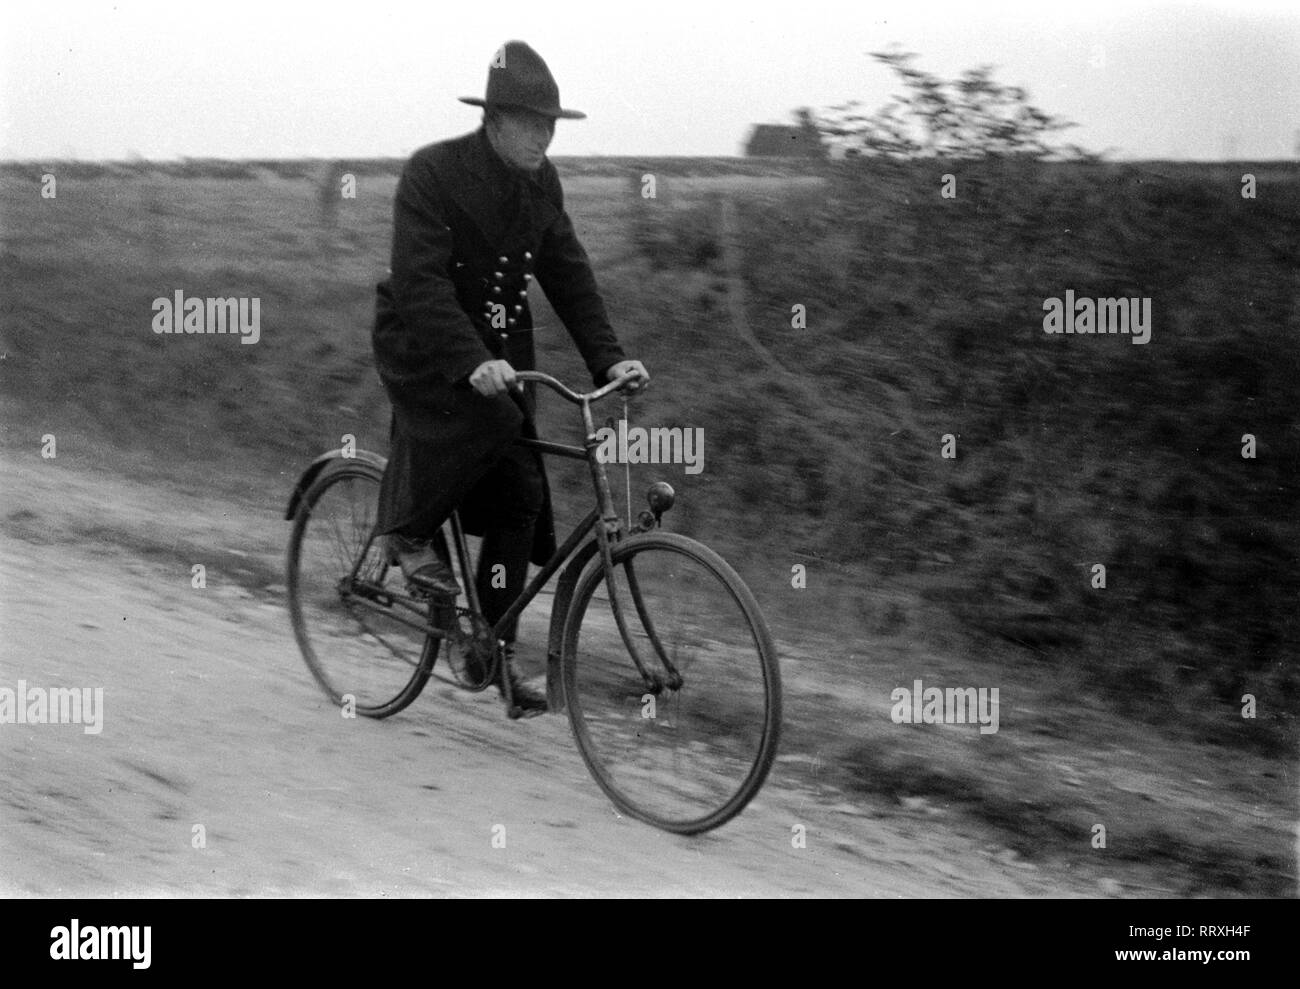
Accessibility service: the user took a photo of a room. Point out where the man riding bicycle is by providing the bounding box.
[371,40,648,715]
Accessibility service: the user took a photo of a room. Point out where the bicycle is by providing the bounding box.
[283,370,782,834]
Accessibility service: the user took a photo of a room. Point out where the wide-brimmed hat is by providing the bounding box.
[459,40,586,120]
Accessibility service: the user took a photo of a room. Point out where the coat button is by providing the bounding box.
[494,271,503,280]
[493,286,501,294]
[514,305,523,314]
[499,256,508,264]
[523,273,532,282]
[524,251,532,261]
[508,318,517,327]
[518,290,527,298]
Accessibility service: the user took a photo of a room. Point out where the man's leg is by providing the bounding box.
[388,527,460,598]
[377,412,461,598]
[476,523,534,644]
[475,439,545,638]
[468,441,547,712]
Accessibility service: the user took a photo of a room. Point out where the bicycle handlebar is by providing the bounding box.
[514,369,644,406]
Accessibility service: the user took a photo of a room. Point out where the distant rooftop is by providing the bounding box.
[744,123,827,159]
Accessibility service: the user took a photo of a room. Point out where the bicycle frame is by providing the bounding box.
[288,366,781,831]
[336,370,664,712]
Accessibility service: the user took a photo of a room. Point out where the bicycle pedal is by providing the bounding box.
[406,580,456,603]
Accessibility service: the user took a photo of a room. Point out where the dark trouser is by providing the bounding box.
[395,439,544,645]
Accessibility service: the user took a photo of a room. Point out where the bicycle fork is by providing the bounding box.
[578,398,685,695]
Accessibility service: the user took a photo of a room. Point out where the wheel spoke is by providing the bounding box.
[563,533,781,833]
[287,465,435,718]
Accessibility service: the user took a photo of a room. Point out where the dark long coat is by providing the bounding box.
[372,127,626,564]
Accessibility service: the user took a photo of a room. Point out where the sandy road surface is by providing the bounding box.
[0,456,1070,897]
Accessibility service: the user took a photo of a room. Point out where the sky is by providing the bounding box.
[2,0,1297,161]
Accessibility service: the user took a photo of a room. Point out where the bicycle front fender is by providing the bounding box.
[545,536,603,712]
[283,447,388,521]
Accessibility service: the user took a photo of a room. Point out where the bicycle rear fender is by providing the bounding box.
[283,448,388,521]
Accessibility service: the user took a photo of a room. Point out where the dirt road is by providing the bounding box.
[0,453,1078,897]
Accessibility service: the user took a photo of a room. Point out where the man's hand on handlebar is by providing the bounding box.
[468,359,518,397]
[606,359,650,394]
[470,359,649,399]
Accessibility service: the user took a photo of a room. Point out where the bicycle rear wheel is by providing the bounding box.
[286,461,435,718]
[562,532,781,834]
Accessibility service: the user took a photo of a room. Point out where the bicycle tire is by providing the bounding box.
[561,531,782,834]
[286,461,435,718]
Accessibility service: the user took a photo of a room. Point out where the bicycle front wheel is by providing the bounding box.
[562,532,782,834]
[286,462,435,718]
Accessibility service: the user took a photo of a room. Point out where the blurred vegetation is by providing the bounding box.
[627,158,1300,758]
[816,50,1098,161]
[1,153,1296,763]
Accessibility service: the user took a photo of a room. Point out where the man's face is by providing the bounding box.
[487,108,556,172]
